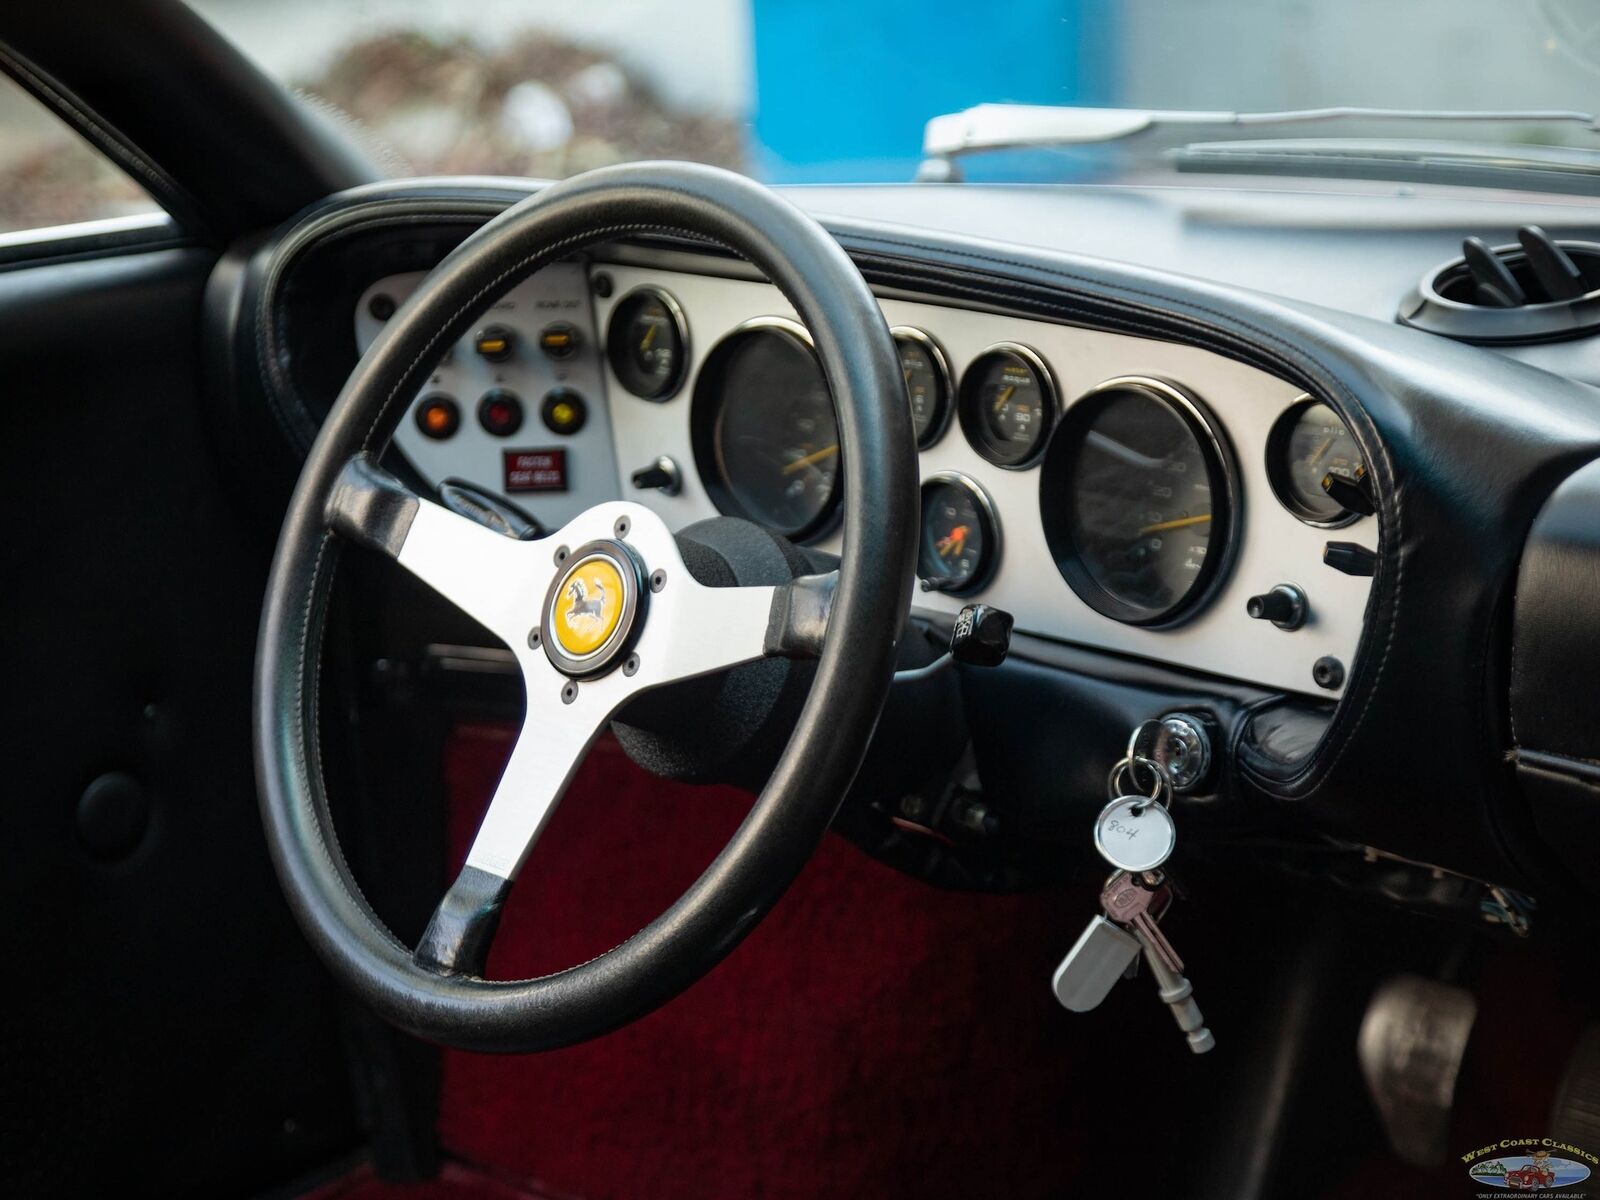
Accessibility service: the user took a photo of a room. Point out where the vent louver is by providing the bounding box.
[1399,225,1600,344]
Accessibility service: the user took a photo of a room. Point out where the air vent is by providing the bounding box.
[1399,225,1600,344]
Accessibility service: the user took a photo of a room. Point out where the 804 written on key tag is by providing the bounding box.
[1093,756,1177,873]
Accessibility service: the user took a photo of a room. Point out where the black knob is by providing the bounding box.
[1245,584,1307,631]
[630,456,682,496]
[1324,541,1377,577]
[949,603,1012,667]
[1321,463,1376,516]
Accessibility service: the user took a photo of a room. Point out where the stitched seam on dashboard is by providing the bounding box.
[258,206,504,454]
[848,241,1402,799]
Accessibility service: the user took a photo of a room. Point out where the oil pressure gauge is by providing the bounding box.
[918,473,1000,595]
[957,343,1057,468]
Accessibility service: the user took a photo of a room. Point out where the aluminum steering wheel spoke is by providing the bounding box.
[393,497,834,978]
[325,455,555,648]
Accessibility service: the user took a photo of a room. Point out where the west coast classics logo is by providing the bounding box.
[1464,1139,1596,1193]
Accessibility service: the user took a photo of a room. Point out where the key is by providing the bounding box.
[1051,914,1141,1012]
[1099,870,1183,976]
[1141,939,1216,1055]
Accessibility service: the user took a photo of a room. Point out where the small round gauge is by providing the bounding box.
[918,474,999,595]
[606,286,689,400]
[893,327,954,449]
[958,343,1057,468]
[1267,396,1363,526]
[691,317,840,541]
[1041,377,1238,626]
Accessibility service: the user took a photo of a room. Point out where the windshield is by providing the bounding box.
[190,0,1600,191]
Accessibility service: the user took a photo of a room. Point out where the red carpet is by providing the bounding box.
[303,1161,571,1200]
[432,722,1092,1200]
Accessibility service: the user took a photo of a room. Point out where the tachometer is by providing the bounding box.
[690,317,840,541]
[1040,377,1238,626]
[957,343,1057,468]
[606,286,689,400]
[1267,396,1363,526]
[893,326,954,449]
[918,473,999,595]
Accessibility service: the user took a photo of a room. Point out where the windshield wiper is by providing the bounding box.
[918,104,1600,180]
[1169,138,1600,196]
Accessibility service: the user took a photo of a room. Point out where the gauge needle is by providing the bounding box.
[782,444,839,475]
[1085,430,1168,472]
[937,525,969,558]
[992,384,1016,414]
[1137,514,1212,536]
[1309,434,1336,466]
[640,323,658,352]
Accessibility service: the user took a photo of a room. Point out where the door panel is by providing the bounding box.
[0,243,359,1196]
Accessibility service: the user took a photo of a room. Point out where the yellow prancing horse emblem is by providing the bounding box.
[553,557,625,657]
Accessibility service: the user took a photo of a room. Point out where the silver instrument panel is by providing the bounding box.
[354,262,1373,698]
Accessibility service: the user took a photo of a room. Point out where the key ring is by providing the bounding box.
[1106,755,1171,812]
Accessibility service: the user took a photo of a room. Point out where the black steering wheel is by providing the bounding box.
[254,163,917,1052]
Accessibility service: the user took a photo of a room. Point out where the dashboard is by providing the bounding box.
[211,173,1600,908]
[355,261,1375,699]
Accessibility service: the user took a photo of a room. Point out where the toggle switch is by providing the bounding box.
[630,456,682,496]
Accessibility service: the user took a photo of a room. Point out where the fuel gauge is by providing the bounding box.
[918,473,1000,595]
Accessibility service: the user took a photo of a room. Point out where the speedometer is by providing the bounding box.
[1040,377,1238,626]
[690,317,840,541]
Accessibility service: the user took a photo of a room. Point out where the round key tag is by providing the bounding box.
[1093,794,1177,872]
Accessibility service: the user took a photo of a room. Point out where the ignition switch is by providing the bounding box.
[1127,714,1214,794]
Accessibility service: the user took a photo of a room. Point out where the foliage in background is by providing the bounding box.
[0,29,744,233]
[306,32,744,178]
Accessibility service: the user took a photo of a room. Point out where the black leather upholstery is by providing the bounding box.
[1510,457,1600,885]
[254,163,917,1052]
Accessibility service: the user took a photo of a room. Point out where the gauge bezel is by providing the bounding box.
[605,285,690,401]
[891,325,955,451]
[1265,394,1361,529]
[918,471,1002,597]
[1041,375,1241,629]
[956,342,1059,469]
[689,315,842,544]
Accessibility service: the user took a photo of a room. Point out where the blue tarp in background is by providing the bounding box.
[749,0,1117,182]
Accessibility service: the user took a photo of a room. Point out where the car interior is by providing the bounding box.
[7,3,1600,1198]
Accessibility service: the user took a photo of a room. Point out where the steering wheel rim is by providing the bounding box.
[254,162,917,1052]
